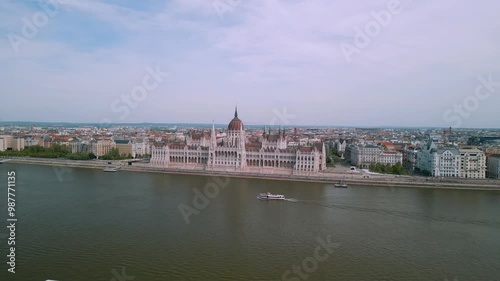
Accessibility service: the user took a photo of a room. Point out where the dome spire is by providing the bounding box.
[228,107,244,130]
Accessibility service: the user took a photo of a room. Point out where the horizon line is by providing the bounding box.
[1,121,500,130]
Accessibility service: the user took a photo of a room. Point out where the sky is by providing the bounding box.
[1,0,500,128]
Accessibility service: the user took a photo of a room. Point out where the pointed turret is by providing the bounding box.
[239,122,245,148]
[210,120,216,148]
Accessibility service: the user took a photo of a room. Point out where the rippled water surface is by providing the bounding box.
[1,163,499,281]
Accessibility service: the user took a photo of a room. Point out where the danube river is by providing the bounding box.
[1,163,499,281]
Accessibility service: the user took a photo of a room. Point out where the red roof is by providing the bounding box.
[298,147,313,153]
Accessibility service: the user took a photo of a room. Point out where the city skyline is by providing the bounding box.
[2,2,500,280]
[1,105,500,129]
[2,120,500,130]
[1,0,500,127]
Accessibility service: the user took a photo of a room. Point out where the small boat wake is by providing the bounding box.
[284,198,298,202]
[257,192,286,200]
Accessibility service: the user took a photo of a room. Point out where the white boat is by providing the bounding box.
[257,192,286,200]
[334,180,348,188]
[103,166,119,172]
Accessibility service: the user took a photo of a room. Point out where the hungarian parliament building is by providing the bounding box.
[150,108,327,173]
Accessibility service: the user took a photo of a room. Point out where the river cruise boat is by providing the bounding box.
[257,192,286,200]
[334,180,348,188]
[103,166,119,172]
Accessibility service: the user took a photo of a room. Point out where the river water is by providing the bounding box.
[0,163,499,281]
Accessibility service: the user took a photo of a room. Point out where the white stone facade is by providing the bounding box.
[335,139,347,153]
[417,141,461,177]
[132,140,149,158]
[417,141,486,178]
[150,109,327,173]
[350,144,402,167]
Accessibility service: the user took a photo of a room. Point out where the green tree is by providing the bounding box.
[101,148,122,160]
[332,155,341,163]
[368,162,408,175]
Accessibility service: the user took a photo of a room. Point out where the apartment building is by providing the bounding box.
[115,139,132,157]
[70,140,92,154]
[350,144,402,167]
[0,135,13,149]
[417,141,486,178]
[487,154,500,179]
[402,146,418,171]
[24,136,40,147]
[351,145,380,167]
[132,139,149,158]
[91,139,116,157]
[12,137,25,151]
[379,151,403,165]
[0,138,5,151]
[417,141,461,177]
[459,147,487,179]
[335,139,347,154]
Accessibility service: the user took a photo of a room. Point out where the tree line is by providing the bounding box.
[0,145,128,160]
[368,162,409,175]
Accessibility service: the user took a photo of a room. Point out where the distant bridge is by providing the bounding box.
[468,136,500,145]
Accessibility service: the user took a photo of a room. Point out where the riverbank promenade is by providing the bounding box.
[4,156,500,190]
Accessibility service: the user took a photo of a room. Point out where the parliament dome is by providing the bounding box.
[228,107,244,130]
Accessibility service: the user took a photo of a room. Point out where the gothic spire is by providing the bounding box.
[211,120,216,146]
[234,106,238,118]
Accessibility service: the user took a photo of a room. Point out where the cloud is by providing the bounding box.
[1,0,499,127]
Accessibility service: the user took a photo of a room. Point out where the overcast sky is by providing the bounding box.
[1,0,499,127]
